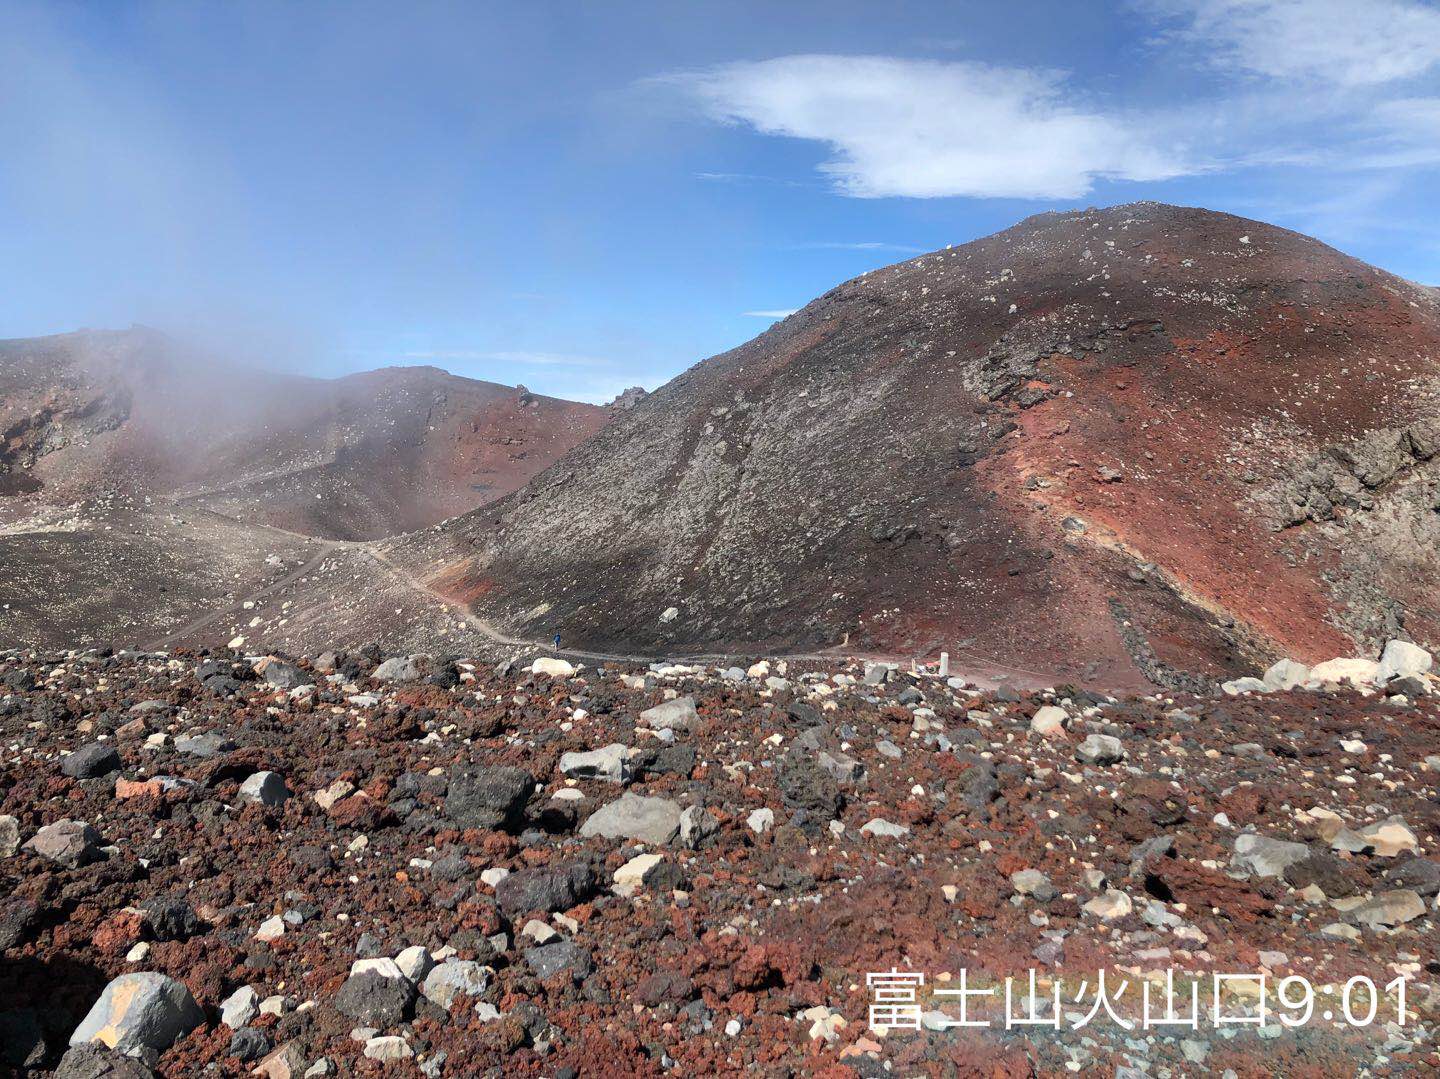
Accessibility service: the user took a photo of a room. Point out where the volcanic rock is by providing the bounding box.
[69,973,204,1054]
[446,764,533,831]
[580,793,682,845]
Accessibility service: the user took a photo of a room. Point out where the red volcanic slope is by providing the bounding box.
[0,328,610,539]
[394,202,1440,690]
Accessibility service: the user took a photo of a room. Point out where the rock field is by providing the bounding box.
[2,643,1438,1076]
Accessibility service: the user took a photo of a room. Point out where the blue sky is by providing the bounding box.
[1,0,1438,402]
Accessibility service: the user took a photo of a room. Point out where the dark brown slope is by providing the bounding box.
[390,202,1440,690]
[0,328,609,539]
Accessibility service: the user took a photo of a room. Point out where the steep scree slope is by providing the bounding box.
[392,203,1440,690]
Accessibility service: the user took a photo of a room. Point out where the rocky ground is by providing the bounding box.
[2,645,1439,1077]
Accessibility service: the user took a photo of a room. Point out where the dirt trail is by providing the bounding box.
[147,504,1050,686]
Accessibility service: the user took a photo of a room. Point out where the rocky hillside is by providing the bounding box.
[393,203,1440,690]
[0,329,609,540]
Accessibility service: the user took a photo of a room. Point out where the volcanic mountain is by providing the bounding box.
[0,328,611,650]
[0,327,608,540]
[388,202,1440,690]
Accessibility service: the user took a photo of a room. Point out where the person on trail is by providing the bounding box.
[553,633,561,651]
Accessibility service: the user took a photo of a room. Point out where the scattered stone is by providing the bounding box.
[61,743,120,779]
[237,771,290,806]
[334,971,416,1027]
[1030,706,1067,736]
[421,961,490,1009]
[530,658,576,678]
[1082,890,1133,920]
[446,764,533,830]
[1233,833,1310,878]
[1346,889,1426,929]
[495,863,597,915]
[221,986,259,1029]
[524,941,593,980]
[558,744,632,784]
[69,973,204,1054]
[24,820,103,868]
[580,793,681,844]
[1075,734,1125,765]
[640,697,699,732]
[372,656,423,682]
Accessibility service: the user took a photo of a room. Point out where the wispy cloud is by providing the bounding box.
[791,240,926,253]
[694,171,808,187]
[742,309,798,318]
[1145,0,1440,88]
[658,55,1193,199]
[404,349,611,367]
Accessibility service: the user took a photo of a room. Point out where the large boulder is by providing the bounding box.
[639,697,699,732]
[1378,639,1432,682]
[558,744,632,784]
[69,973,203,1055]
[1261,658,1310,691]
[1232,833,1309,878]
[24,820,103,868]
[494,863,597,915]
[579,793,681,844]
[445,764,533,831]
[60,743,121,779]
[1307,658,1380,689]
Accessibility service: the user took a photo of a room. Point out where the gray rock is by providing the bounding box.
[220,986,259,1029]
[1386,856,1440,897]
[1221,677,1267,696]
[61,743,120,779]
[421,961,490,1009]
[446,764,533,831]
[862,663,890,685]
[262,661,313,690]
[524,941,593,980]
[174,733,234,758]
[237,771,290,806]
[558,744,632,784]
[0,815,18,858]
[678,805,719,849]
[1232,833,1310,878]
[816,750,865,785]
[494,863,596,915]
[1075,734,1125,765]
[228,1026,270,1062]
[1347,888,1426,929]
[334,971,416,1027]
[580,793,681,844]
[53,1045,156,1079]
[372,656,424,682]
[69,973,203,1054]
[640,697,699,732]
[24,820,103,868]
[1011,869,1057,902]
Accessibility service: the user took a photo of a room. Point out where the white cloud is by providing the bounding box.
[1149,0,1440,87]
[404,350,610,367]
[661,55,1191,199]
[794,241,927,253]
[742,309,798,318]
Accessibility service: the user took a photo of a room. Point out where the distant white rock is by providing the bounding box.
[1378,639,1432,681]
[1261,658,1310,691]
[530,657,576,678]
